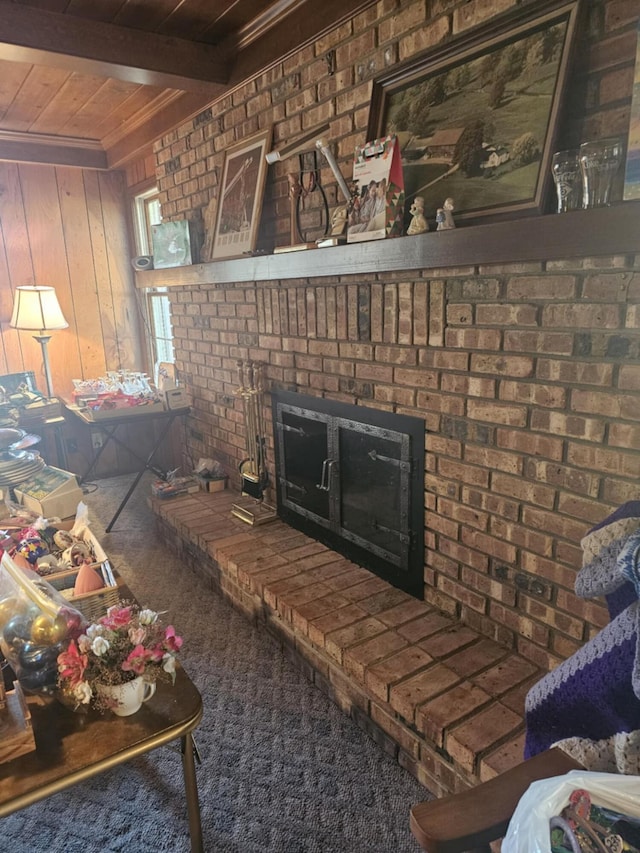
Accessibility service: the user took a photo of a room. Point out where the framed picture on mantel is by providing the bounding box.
[212,127,272,260]
[366,0,581,227]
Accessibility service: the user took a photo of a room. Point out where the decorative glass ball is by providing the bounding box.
[16,537,49,565]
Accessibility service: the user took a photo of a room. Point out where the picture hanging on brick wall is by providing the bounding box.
[367,0,580,228]
[212,127,273,260]
[624,19,640,200]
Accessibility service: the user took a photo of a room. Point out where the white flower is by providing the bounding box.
[138,609,158,626]
[162,653,176,675]
[73,681,93,704]
[91,636,110,656]
[77,634,91,653]
[86,623,105,639]
[128,626,147,645]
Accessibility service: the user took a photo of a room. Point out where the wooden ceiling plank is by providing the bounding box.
[158,0,274,42]
[64,0,130,23]
[10,1,68,11]
[29,71,112,136]
[89,84,167,139]
[59,77,146,138]
[0,0,232,91]
[1,65,72,132]
[113,0,184,32]
[199,0,288,42]
[0,59,32,120]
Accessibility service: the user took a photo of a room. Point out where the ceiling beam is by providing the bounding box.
[106,0,379,168]
[0,1,232,93]
[0,130,108,170]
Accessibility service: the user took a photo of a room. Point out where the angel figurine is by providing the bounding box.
[407,196,428,235]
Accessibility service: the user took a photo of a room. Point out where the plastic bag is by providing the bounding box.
[0,550,85,693]
[502,770,640,853]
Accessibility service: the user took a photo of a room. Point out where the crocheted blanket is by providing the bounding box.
[524,501,640,774]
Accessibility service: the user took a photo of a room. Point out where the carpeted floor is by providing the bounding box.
[3,474,431,852]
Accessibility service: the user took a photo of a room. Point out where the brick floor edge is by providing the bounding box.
[149,489,543,797]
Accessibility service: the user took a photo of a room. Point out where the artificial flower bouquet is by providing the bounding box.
[57,602,183,712]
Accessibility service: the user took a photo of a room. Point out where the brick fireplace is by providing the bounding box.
[167,248,640,674]
[136,0,640,796]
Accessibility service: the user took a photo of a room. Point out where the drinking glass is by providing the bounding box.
[551,149,582,213]
[579,137,623,208]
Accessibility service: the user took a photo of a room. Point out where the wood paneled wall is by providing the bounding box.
[0,162,143,399]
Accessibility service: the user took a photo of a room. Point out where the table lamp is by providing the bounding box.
[10,285,68,399]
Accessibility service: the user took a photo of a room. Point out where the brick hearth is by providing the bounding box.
[150,488,543,797]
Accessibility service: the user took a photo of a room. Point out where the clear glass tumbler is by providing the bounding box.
[551,149,582,213]
[579,137,623,208]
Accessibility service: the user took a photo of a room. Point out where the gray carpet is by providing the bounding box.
[3,473,431,852]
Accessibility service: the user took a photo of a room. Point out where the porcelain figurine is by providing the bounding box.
[436,197,456,230]
[407,196,428,235]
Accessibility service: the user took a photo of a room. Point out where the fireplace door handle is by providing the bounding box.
[316,458,335,491]
[280,477,307,495]
[316,459,329,491]
[368,449,409,471]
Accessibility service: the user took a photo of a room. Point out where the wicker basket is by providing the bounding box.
[48,562,120,622]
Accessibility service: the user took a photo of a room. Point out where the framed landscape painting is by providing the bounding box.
[212,127,272,260]
[367,0,581,226]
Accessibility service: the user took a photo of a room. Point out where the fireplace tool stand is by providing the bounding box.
[231,360,277,526]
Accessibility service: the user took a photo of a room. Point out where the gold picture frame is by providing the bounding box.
[212,127,273,260]
[367,0,581,226]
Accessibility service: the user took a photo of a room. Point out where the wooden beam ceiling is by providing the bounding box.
[0,0,379,169]
[0,130,108,169]
[0,0,232,93]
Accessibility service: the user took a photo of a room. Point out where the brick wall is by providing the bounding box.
[152,0,640,672]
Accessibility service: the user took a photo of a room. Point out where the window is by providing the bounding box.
[131,187,174,368]
[133,187,161,255]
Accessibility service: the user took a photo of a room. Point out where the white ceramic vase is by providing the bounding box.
[96,676,156,716]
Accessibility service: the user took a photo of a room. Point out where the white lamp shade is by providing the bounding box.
[10,285,68,332]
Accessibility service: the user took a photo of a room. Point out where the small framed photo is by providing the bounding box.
[151,220,193,269]
[367,0,580,226]
[212,128,272,260]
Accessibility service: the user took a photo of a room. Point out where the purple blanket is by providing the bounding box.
[524,502,640,773]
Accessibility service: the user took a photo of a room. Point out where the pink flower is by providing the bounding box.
[164,625,183,652]
[149,644,165,663]
[100,605,132,630]
[121,644,153,675]
[57,640,88,688]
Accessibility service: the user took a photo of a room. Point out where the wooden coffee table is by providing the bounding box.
[0,665,204,852]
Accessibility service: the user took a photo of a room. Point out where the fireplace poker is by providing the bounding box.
[253,362,268,484]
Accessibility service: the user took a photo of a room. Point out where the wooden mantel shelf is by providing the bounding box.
[136,201,640,289]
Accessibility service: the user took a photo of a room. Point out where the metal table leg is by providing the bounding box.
[104,413,178,532]
[181,734,203,853]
